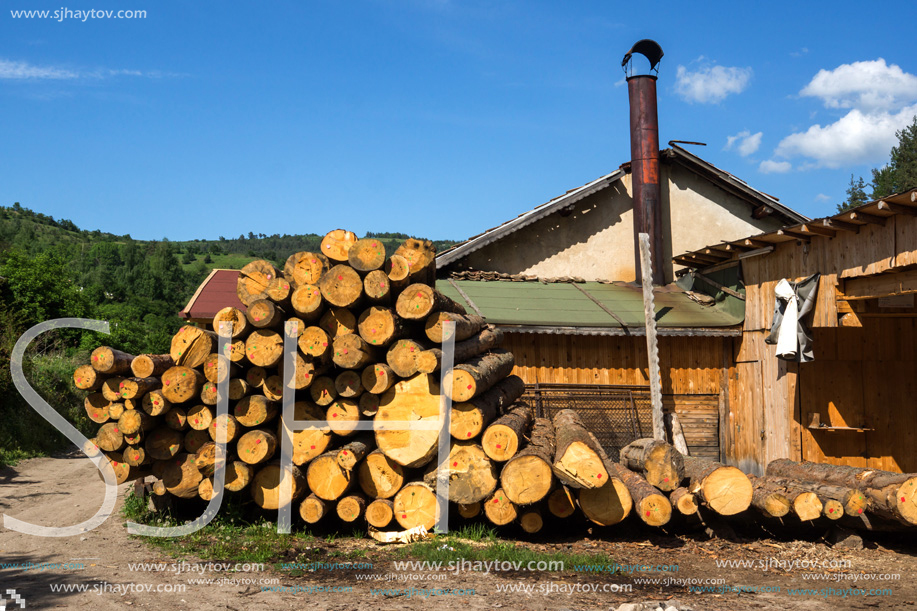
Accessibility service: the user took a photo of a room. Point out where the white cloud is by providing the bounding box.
[675,63,752,104]
[0,58,77,79]
[801,59,917,112]
[815,193,832,202]
[759,160,792,174]
[775,104,917,168]
[724,130,762,156]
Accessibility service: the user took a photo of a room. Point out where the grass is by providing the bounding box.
[179,253,261,273]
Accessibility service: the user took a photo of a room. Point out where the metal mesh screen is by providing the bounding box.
[522,384,653,461]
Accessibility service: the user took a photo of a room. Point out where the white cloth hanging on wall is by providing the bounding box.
[773,279,799,360]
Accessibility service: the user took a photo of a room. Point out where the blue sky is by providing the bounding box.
[2,0,916,242]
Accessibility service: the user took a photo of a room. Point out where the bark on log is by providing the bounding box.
[170,326,217,369]
[453,376,526,443]
[374,373,441,468]
[577,464,633,526]
[551,409,609,489]
[237,260,282,307]
[357,449,405,499]
[320,229,358,263]
[482,403,534,461]
[417,326,504,373]
[766,459,917,525]
[396,283,466,321]
[445,350,515,403]
[748,474,791,518]
[393,481,439,531]
[501,418,556,506]
[607,462,672,527]
[619,438,685,492]
[423,442,498,504]
[424,313,486,344]
[683,456,753,516]
[91,346,135,375]
[118,377,161,400]
[336,433,376,470]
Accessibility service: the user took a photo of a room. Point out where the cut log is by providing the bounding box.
[161,453,204,499]
[500,417,555,505]
[326,398,361,437]
[202,353,238,385]
[130,353,176,379]
[290,284,324,321]
[335,370,363,398]
[396,283,466,321]
[417,326,504,373]
[277,351,322,390]
[141,390,171,416]
[747,474,791,518]
[91,346,135,375]
[358,306,405,348]
[348,238,388,272]
[122,430,142,446]
[209,414,241,444]
[227,339,246,363]
[164,406,189,431]
[185,428,212,456]
[118,377,161,401]
[683,456,752,516]
[483,488,517,526]
[424,313,486,344]
[358,449,405,499]
[284,251,329,288]
[160,366,205,404]
[74,364,106,391]
[199,477,215,501]
[226,461,253,492]
[300,493,333,524]
[823,499,844,520]
[212,307,248,339]
[96,422,125,452]
[122,446,147,467]
[375,373,442,468]
[103,452,149,485]
[309,376,337,406]
[394,239,436,286]
[607,462,671,527]
[228,377,250,400]
[245,330,284,368]
[670,487,699,516]
[337,494,367,522]
[194,441,227,477]
[366,498,394,528]
[306,451,355,501]
[362,363,396,395]
[332,333,377,370]
[364,270,392,304]
[423,442,498,504]
[170,326,217,369]
[145,428,183,461]
[262,376,284,401]
[386,339,427,378]
[519,508,544,534]
[319,264,364,309]
[619,438,685,492]
[237,429,278,465]
[245,366,267,389]
[108,402,125,420]
[551,409,609,489]
[247,299,285,330]
[457,502,481,519]
[237,260,281,307]
[445,350,515,403]
[278,401,332,466]
[336,434,376,470]
[251,463,307,510]
[385,254,411,293]
[577,466,633,526]
[547,486,577,518]
[359,393,381,417]
[468,376,535,452]
[234,395,278,428]
[101,377,126,402]
[319,307,357,338]
[320,229,358,262]
[84,393,113,423]
[299,326,332,359]
[393,481,439,531]
[765,459,917,525]
[118,409,156,435]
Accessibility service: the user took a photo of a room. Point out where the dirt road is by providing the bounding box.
[2,453,916,610]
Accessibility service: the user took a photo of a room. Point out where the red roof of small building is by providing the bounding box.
[179,269,247,321]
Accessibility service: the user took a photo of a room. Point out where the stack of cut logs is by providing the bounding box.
[71,229,917,535]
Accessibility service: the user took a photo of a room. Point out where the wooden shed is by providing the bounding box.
[676,188,917,475]
[179,269,246,325]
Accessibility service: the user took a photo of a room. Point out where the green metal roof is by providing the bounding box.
[437,278,744,335]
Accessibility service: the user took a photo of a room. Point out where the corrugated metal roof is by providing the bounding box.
[437,280,743,334]
[179,269,247,320]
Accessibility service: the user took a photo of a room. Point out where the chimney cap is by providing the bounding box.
[622,39,664,72]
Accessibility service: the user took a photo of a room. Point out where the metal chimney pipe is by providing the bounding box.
[623,40,665,285]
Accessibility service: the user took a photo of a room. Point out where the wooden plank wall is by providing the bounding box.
[663,395,720,460]
[502,332,730,395]
[732,214,917,474]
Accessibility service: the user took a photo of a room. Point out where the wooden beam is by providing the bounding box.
[822,218,860,233]
[687,252,723,265]
[692,272,746,301]
[724,242,754,252]
[752,204,774,219]
[877,200,917,216]
[798,223,837,238]
[743,238,770,248]
[839,312,863,327]
[841,269,917,300]
[777,228,811,243]
[702,248,731,260]
[673,256,698,268]
[848,211,887,226]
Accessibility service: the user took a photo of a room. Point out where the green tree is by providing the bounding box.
[837,174,869,213]
[870,116,917,198]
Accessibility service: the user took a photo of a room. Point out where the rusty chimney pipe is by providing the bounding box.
[623,40,665,285]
